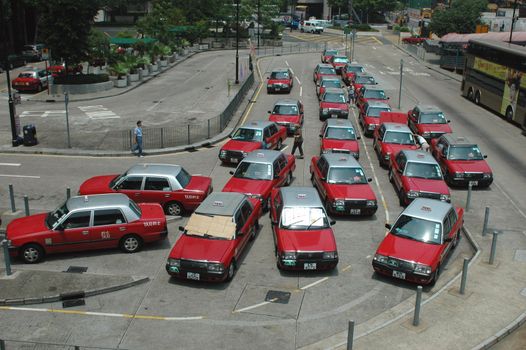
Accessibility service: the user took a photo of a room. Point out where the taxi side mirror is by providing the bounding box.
[387,97,390,99]
[319,134,323,138]
[444,236,453,242]
[178,226,185,232]
[385,223,392,230]
[268,110,271,114]
[229,171,234,175]
[447,120,451,123]
[367,178,372,182]
[483,155,488,159]
[330,219,336,226]
[357,136,361,140]
[228,135,232,138]
[266,77,269,79]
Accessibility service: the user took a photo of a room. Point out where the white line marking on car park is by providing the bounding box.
[379,71,385,75]
[300,86,303,97]
[79,105,120,120]
[0,163,21,166]
[20,111,66,118]
[285,60,289,67]
[0,174,40,178]
[411,72,430,76]
[385,66,394,71]
[295,76,301,85]
[146,97,165,112]
[233,299,278,313]
[301,277,329,290]
[281,145,289,152]
[341,265,352,272]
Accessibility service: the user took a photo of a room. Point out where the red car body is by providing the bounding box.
[359,101,392,137]
[408,105,453,140]
[321,49,339,63]
[268,99,304,134]
[329,55,350,74]
[373,114,418,167]
[313,63,338,84]
[356,87,390,113]
[319,119,360,158]
[319,88,349,120]
[317,77,344,99]
[47,64,83,77]
[341,63,365,86]
[267,68,294,93]
[11,69,52,92]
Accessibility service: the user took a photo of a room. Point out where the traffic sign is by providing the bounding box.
[344,26,351,34]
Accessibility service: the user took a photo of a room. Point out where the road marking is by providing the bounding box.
[295,76,301,85]
[0,163,21,166]
[20,111,66,118]
[371,36,383,45]
[146,97,165,112]
[385,66,394,71]
[79,105,120,120]
[341,265,352,272]
[233,299,278,313]
[285,60,289,67]
[299,86,303,97]
[379,71,386,75]
[238,56,265,126]
[281,145,289,151]
[301,277,329,290]
[0,306,204,321]
[0,174,40,179]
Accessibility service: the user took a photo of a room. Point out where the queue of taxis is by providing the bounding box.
[268,99,304,135]
[319,119,360,158]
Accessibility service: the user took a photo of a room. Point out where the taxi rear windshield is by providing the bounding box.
[323,93,346,103]
[273,104,299,115]
[366,107,391,117]
[448,146,483,160]
[332,57,349,63]
[232,128,263,142]
[324,50,338,56]
[321,80,341,88]
[356,76,375,84]
[270,71,289,79]
[319,67,336,75]
[383,131,414,145]
[176,168,191,188]
[419,112,447,124]
[234,162,272,180]
[280,207,329,230]
[391,215,442,244]
[346,65,364,73]
[325,127,355,140]
[363,90,386,99]
[328,167,367,184]
[18,73,35,78]
[404,162,442,180]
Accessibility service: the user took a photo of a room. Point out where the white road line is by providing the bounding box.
[300,277,329,290]
[385,66,394,71]
[146,98,165,112]
[0,163,21,166]
[299,86,303,97]
[281,145,289,151]
[295,76,301,85]
[0,174,40,179]
[285,60,289,67]
[379,71,386,75]
[78,105,104,111]
[233,299,277,313]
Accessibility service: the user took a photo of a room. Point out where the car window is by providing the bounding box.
[378,126,385,140]
[232,128,263,142]
[448,209,458,228]
[176,168,191,188]
[419,112,447,124]
[63,211,91,229]
[367,106,391,117]
[274,191,283,216]
[448,146,484,160]
[319,67,336,75]
[323,92,346,103]
[94,209,126,226]
[270,71,289,79]
[328,167,367,184]
[264,127,272,138]
[144,177,171,191]
[391,215,442,244]
[118,176,143,190]
[325,127,356,140]
[234,161,272,180]
[317,157,326,172]
[356,76,376,84]
[443,216,452,237]
[235,209,246,231]
[404,162,442,180]
[278,154,287,170]
[273,104,298,115]
[240,201,253,223]
[280,206,329,229]
[364,90,386,99]
[383,131,415,145]
[322,80,341,88]
[396,153,406,170]
[269,124,278,135]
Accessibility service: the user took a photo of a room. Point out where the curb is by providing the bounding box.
[0,275,149,306]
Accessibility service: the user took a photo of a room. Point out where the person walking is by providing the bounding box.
[348,84,356,105]
[132,120,144,157]
[291,126,304,159]
[414,133,429,152]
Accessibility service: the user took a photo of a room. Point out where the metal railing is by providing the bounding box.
[0,339,127,350]
[255,42,327,57]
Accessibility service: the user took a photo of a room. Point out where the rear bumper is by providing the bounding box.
[446,176,493,188]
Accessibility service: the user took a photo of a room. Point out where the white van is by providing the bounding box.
[300,20,324,34]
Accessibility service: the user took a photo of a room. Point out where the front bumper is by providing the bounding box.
[267,84,291,93]
[319,110,349,120]
[165,264,229,282]
[446,175,493,188]
[219,150,245,164]
[278,257,338,271]
[327,201,378,216]
[372,261,434,285]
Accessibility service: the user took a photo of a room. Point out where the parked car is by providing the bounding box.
[430,134,493,188]
[300,20,324,34]
[389,150,451,206]
[329,55,350,74]
[319,87,349,120]
[408,105,452,140]
[373,198,463,285]
[321,49,339,63]
[6,194,167,263]
[219,121,287,164]
[373,122,418,168]
[356,86,389,112]
[310,154,377,216]
[47,63,83,77]
[352,72,377,92]
[402,36,426,45]
[11,68,53,92]
[313,63,338,84]
[166,192,262,282]
[341,63,365,86]
[21,44,45,61]
[223,150,295,210]
[78,164,212,216]
[319,119,360,158]
[268,99,304,135]
[0,54,26,71]
[270,187,338,271]
[358,100,392,136]
[267,68,294,93]
[317,76,344,99]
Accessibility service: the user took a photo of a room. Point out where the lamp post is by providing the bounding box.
[257,0,261,48]
[509,0,518,43]
[235,0,240,84]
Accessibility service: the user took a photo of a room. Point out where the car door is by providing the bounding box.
[440,214,453,262]
[392,153,405,191]
[408,108,419,132]
[91,209,127,249]
[270,190,283,246]
[314,157,328,198]
[142,176,172,204]
[116,176,144,202]
[234,203,250,259]
[53,210,93,253]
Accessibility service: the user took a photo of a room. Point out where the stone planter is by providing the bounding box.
[160,59,168,67]
[115,78,127,88]
[89,66,100,74]
[129,72,139,82]
[169,54,176,63]
[151,63,158,72]
[183,48,189,55]
[109,75,118,84]
[138,68,145,80]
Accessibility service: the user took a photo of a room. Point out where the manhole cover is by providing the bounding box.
[63,299,85,308]
[265,290,291,304]
[65,266,88,273]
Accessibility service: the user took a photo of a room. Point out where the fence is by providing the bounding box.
[255,42,327,57]
[0,339,127,350]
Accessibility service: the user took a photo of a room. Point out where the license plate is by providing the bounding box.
[469,180,478,186]
[186,272,200,280]
[392,270,406,279]
[331,114,338,118]
[304,263,317,270]
[350,209,361,215]
[230,158,238,163]
[275,87,280,91]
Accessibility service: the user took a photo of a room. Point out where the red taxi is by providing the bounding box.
[351,72,377,92]
[319,88,349,120]
[219,121,287,164]
[47,63,83,77]
[222,150,295,211]
[321,49,339,63]
[430,134,493,188]
[408,105,452,140]
[270,187,338,271]
[268,99,304,135]
[359,100,392,136]
[313,63,338,84]
[7,194,167,263]
[319,119,360,159]
[356,86,389,112]
[390,150,451,206]
[341,63,365,86]
[78,164,212,216]
[329,55,350,74]
[11,68,53,92]
[373,119,418,168]
[373,198,463,285]
[317,76,344,99]
[310,154,377,216]
[267,68,294,94]
[166,192,262,282]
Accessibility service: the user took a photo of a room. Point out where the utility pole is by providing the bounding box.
[257,0,261,48]
[235,0,240,84]
[509,0,518,43]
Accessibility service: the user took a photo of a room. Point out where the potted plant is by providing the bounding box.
[123,54,140,82]
[159,45,171,67]
[109,62,129,88]
[149,44,163,72]
[136,56,151,79]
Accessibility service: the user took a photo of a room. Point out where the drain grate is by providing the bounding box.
[65,266,88,273]
[62,299,85,308]
[265,290,291,304]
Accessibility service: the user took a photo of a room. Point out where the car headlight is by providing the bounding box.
[414,263,432,275]
[282,251,297,260]
[248,193,263,202]
[368,124,376,130]
[422,131,430,137]
[454,172,465,178]
[323,251,338,259]
[167,258,180,272]
[407,190,419,198]
[483,173,492,179]
[219,150,227,157]
[322,108,329,114]
[333,199,345,207]
[366,200,377,207]
[384,153,390,160]
[242,151,248,157]
[207,262,225,274]
[267,84,272,88]
[440,194,450,202]
[373,254,388,264]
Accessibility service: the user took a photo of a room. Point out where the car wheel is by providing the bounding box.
[21,243,44,264]
[276,139,282,150]
[398,189,405,207]
[285,172,292,186]
[453,230,461,248]
[267,89,271,94]
[37,83,42,92]
[430,264,441,286]
[165,201,183,216]
[505,106,514,121]
[388,170,394,183]
[119,234,143,253]
[249,224,257,241]
[474,91,481,105]
[467,88,474,101]
[226,260,236,281]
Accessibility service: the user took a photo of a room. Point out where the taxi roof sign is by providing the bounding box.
[297,193,307,199]
[212,201,224,207]
[421,206,432,212]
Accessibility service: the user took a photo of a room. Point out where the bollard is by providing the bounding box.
[207,119,211,139]
[9,184,16,212]
[482,207,490,236]
[489,231,499,265]
[459,257,469,294]
[413,285,423,326]
[347,320,354,350]
[24,195,29,216]
[2,240,12,276]
[0,338,5,350]
[465,182,473,211]
[187,124,191,144]
[66,187,71,200]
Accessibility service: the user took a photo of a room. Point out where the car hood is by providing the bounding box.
[169,235,233,263]
[78,174,118,195]
[185,176,212,193]
[326,184,376,200]
[377,233,441,266]
[363,97,389,105]
[320,102,349,110]
[223,178,273,197]
[447,160,492,174]
[322,139,359,153]
[7,213,49,240]
[222,140,262,152]
[268,78,290,85]
[364,116,380,125]
[381,143,418,156]
[418,124,452,134]
[269,114,300,123]
[404,177,450,195]
[278,228,337,252]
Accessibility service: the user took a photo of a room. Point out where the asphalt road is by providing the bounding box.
[0,33,525,350]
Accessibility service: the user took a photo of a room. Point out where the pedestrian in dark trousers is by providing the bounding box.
[132,120,144,157]
[291,126,304,159]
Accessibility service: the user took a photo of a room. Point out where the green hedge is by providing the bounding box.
[348,24,378,32]
[54,74,109,85]
[393,25,410,32]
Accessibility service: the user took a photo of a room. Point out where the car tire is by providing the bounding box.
[119,234,143,253]
[505,106,514,121]
[285,172,292,186]
[164,201,184,216]
[453,230,461,248]
[37,83,42,92]
[398,189,405,207]
[226,260,236,281]
[267,89,271,94]
[276,139,282,150]
[388,170,394,183]
[467,88,474,101]
[430,264,441,286]
[249,224,257,241]
[21,243,44,264]
[474,91,481,105]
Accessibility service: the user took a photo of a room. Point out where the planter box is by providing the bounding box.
[115,78,127,88]
[129,73,139,82]
[50,80,113,95]
[151,63,158,72]
[89,66,100,74]
[138,68,145,80]
[160,60,168,67]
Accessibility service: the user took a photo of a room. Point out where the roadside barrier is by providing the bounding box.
[8,184,15,213]
[489,230,501,265]
[1,239,12,276]
[413,285,423,326]
[23,195,29,216]
[459,257,470,295]
[347,320,355,350]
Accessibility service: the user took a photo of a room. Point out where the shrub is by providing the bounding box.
[399,26,410,32]
[349,24,378,32]
[54,74,109,85]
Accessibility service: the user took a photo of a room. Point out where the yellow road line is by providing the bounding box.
[341,265,352,272]
[370,36,383,45]
[237,56,264,126]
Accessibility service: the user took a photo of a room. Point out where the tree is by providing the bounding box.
[430,0,488,37]
[136,0,184,45]
[352,0,397,23]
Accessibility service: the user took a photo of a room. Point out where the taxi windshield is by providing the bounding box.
[321,80,341,88]
[234,162,272,180]
[383,131,415,145]
[333,57,349,63]
[404,162,442,180]
[325,127,356,140]
[270,71,289,79]
[328,167,367,184]
[363,90,386,99]
[280,207,329,230]
[18,72,35,78]
[324,50,338,56]
[323,92,346,103]
[347,65,364,73]
[419,112,447,124]
[391,214,442,244]
[273,104,299,115]
[356,76,375,84]
[319,67,337,75]
[46,202,69,229]
[176,168,192,188]
[367,106,391,117]
[232,128,263,142]
[448,146,484,160]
